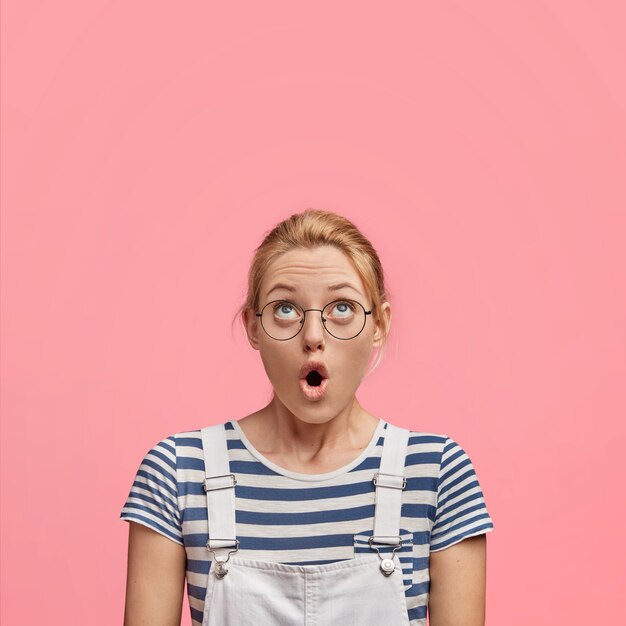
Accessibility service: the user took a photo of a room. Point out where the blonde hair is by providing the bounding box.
[235,208,391,374]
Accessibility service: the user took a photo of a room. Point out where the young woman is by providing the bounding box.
[121,209,494,625]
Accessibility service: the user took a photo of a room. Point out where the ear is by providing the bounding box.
[372,301,391,347]
[243,307,261,351]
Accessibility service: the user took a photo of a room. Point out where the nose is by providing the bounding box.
[300,310,325,352]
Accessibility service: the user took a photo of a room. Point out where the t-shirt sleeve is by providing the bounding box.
[119,435,183,545]
[430,436,494,552]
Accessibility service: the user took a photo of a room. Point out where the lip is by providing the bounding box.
[299,377,328,402]
[298,361,330,380]
[298,361,329,402]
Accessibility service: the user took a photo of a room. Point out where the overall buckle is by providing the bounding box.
[368,536,403,577]
[206,538,240,578]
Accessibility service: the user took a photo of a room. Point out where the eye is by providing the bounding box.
[328,300,356,318]
[273,301,300,320]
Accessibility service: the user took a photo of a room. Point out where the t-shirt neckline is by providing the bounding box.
[228,418,387,482]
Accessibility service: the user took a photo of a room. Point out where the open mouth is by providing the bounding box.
[305,370,324,387]
[299,362,329,401]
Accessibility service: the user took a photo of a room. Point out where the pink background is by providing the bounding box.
[2,2,625,624]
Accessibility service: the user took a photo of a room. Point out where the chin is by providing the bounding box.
[292,411,337,425]
[277,391,353,425]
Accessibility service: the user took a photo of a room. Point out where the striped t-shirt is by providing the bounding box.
[120,419,494,625]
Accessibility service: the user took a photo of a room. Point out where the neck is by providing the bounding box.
[246,395,380,463]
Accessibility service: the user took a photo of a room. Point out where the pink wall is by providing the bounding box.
[2,2,625,624]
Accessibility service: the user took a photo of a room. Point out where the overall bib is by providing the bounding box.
[200,423,411,626]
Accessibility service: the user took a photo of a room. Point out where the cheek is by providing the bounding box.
[258,343,296,384]
[336,339,375,381]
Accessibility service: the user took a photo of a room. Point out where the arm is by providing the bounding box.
[428,534,487,626]
[124,521,187,626]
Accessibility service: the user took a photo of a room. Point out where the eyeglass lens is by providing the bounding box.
[259,300,367,340]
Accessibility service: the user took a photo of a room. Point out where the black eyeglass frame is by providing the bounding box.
[255,298,373,341]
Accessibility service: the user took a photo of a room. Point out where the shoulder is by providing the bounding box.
[382,422,475,456]
[145,421,239,470]
[384,423,450,453]
[400,430,448,477]
[406,430,449,446]
[405,430,485,473]
[148,421,234,452]
[134,428,203,478]
[385,425,479,477]
[403,428,477,457]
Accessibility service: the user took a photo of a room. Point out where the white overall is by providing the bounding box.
[200,423,411,626]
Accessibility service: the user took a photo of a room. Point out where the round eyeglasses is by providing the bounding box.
[255,299,372,341]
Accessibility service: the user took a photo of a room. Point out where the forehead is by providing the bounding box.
[261,246,366,297]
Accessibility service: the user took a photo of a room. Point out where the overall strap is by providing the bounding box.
[372,422,410,545]
[200,424,238,551]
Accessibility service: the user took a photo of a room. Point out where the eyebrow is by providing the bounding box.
[266,282,362,297]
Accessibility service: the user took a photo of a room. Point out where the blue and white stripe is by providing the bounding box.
[121,420,494,625]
